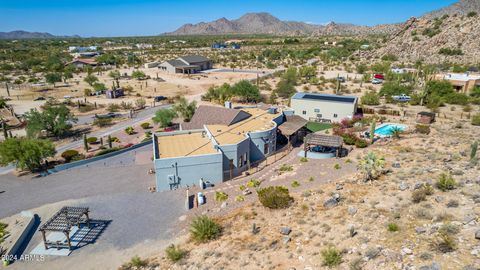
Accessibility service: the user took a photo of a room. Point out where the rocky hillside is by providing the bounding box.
[165,12,400,36]
[370,14,480,64]
[423,0,480,19]
[0,30,79,39]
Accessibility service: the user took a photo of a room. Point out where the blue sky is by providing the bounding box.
[0,0,457,37]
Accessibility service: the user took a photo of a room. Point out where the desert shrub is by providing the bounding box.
[349,257,363,270]
[279,164,293,172]
[355,139,368,148]
[472,113,480,126]
[257,186,293,209]
[467,11,478,17]
[433,232,457,253]
[387,223,399,232]
[361,91,380,105]
[247,179,261,188]
[300,157,308,162]
[411,185,433,203]
[165,244,186,262]
[190,216,221,243]
[235,195,245,202]
[140,122,151,129]
[436,173,457,191]
[95,147,121,156]
[86,137,98,144]
[93,117,113,127]
[214,191,228,202]
[334,163,341,170]
[321,246,342,267]
[107,103,120,112]
[130,256,147,267]
[61,149,79,162]
[291,180,300,187]
[438,48,463,56]
[124,126,135,135]
[0,222,8,244]
[415,124,431,134]
[438,223,459,235]
[342,133,358,145]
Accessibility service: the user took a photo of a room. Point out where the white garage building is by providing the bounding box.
[290,92,358,122]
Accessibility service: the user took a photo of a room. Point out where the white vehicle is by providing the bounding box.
[371,78,383,84]
[392,94,411,102]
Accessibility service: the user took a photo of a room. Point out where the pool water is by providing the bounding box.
[374,124,406,136]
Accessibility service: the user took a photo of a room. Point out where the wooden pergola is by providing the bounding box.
[304,134,343,158]
[39,206,91,250]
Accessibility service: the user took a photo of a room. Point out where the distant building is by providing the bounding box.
[435,73,480,93]
[158,55,213,74]
[360,44,370,50]
[144,62,159,68]
[290,93,358,122]
[105,88,124,99]
[391,67,417,74]
[65,58,98,69]
[231,44,241,49]
[152,105,285,191]
[135,43,153,49]
[211,43,227,49]
[68,46,97,52]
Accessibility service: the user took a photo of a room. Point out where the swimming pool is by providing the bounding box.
[374,123,407,137]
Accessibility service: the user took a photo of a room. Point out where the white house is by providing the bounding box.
[290,93,358,122]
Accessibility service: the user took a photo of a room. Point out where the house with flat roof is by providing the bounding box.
[158,55,212,74]
[152,106,284,191]
[290,92,358,122]
[435,73,480,93]
[65,58,98,69]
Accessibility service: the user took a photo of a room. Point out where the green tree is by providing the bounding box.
[360,91,380,105]
[282,67,298,85]
[108,70,121,80]
[173,97,196,122]
[132,70,146,80]
[0,137,56,171]
[231,80,261,102]
[24,104,77,138]
[84,74,99,86]
[298,66,316,82]
[275,80,296,98]
[152,109,177,127]
[45,72,62,87]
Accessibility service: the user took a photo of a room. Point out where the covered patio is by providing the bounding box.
[303,134,344,158]
[277,115,308,149]
[38,206,91,251]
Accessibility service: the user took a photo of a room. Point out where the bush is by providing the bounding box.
[257,186,293,209]
[467,11,478,17]
[436,173,457,191]
[300,157,308,162]
[411,185,433,203]
[140,122,151,129]
[472,113,480,126]
[86,137,98,144]
[291,180,300,187]
[415,124,431,134]
[235,195,245,202]
[321,246,342,267]
[387,223,399,232]
[130,256,147,267]
[215,191,228,202]
[61,149,79,162]
[334,163,341,170]
[95,147,121,156]
[247,179,261,188]
[361,91,380,105]
[355,139,369,148]
[124,126,135,135]
[190,216,221,243]
[433,232,457,253]
[342,133,358,145]
[93,117,113,127]
[438,48,463,56]
[165,244,186,262]
[279,164,293,172]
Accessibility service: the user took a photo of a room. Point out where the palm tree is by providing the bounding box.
[357,152,386,182]
[390,126,403,139]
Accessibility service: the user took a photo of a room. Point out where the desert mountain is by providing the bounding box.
[165,12,400,36]
[0,30,79,39]
[423,0,480,19]
[369,14,480,64]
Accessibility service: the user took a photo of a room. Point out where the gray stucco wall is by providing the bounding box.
[218,138,250,175]
[249,113,284,162]
[154,153,223,191]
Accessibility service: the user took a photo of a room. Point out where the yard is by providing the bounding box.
[306,122,332,132]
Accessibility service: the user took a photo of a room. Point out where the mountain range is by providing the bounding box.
[165,0,480,36]
[0,30,80,40]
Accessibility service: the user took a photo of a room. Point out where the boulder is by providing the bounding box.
[475,230,480,240]
[280,227,291,235]
[399,181,409,191]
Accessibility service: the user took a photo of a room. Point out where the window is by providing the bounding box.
[302,110,306,115]
[264,143,269,155]
[314,108,320,113]
[317,114,322,118]
[333,114,338,118]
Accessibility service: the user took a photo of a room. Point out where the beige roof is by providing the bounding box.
[157,132,217,158]
[207,108,280,145]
